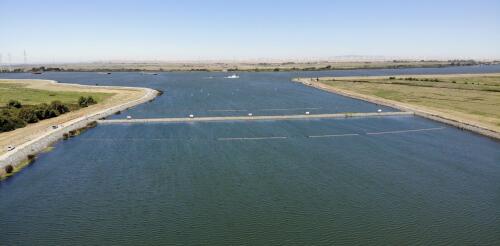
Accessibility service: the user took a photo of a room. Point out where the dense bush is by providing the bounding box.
[18,108,39,123]
[0,115,27,132]
[50,100,70,114]
[1,101,68,133]
[0,97,99,133]
[78,96,97,107]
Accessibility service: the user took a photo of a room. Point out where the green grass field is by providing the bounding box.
[0,83,112,106]
[319,75,500,129]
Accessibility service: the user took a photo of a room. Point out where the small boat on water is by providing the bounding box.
[141,72,159,75]
[32,72,43,74]
[225,74,240,79]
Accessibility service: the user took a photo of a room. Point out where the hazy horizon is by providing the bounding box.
[1,0,499,64]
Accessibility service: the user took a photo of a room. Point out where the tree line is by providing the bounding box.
[0,96,97,133]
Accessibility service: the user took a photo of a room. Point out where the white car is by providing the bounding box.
[7,146,15,151]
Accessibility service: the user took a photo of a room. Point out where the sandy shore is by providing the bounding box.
[0,79,158,178]
[294,77,500,140]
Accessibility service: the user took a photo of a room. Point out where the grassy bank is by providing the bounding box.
[0,80,113,133]
[311,74,500,132]
[0,82,111,105]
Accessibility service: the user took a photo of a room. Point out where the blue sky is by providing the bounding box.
[1,0,499,63]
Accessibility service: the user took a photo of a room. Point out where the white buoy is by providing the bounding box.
[248,113,253,117]
[126,116,132,119]
[377,109,382,113]
[189,114,194,118]
[305,111,310,115]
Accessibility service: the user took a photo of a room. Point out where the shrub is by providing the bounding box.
[0,116,16,132]
[5,165,14,174]
[0,115,26,132]
[34,103,48,117]
[18,108,39,123]
[27,154,36,161]
[50,100,70,114]
[87,96,96,105]
[7,100,22,109]
[47,109,60,118]
[78,97,87,107]
[32,103,62,120]
[78,96,97,108]
[41,108,58,119]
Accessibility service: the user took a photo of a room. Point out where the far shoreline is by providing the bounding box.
[2,60,497,73]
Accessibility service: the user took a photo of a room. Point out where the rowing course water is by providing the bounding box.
[1,116,499,245]
[1,66,500,244]
[2,65,500,118]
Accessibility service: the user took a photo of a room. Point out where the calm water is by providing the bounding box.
[1,66,500,245]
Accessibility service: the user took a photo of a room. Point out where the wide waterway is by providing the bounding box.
[1,66,500,245]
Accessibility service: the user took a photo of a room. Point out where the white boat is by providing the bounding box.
[225,74,240,79]
[141,72,159,75]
